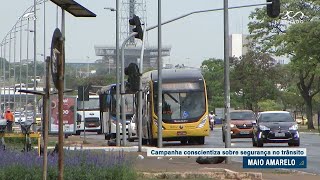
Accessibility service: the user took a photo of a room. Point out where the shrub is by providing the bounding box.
[0,149,136,180]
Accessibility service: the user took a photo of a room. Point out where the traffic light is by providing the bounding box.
[129,14,143,40]
[78,85,90,101]
[267,0,280,18]
[125,63,141,92]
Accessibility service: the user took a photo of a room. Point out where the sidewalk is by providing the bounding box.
[52,135,320,180]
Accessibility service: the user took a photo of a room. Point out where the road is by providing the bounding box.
[82,127,320,175]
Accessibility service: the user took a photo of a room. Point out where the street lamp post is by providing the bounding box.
[13,25,17,111]
[8,32,12,110]
[157,0,163,148]
[19,20,23,111]
[3,40,7,110]
[115,0,121,147]
[33,0,37,126]
[103,7,116,75]
[26,19,30,109]
[104,2,120,146]
[223,0,231,164]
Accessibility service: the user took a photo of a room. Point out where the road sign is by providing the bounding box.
[50,28,64,90]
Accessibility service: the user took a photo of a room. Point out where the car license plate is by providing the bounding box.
[275,132,285,137]
[177,131,187,136]
[240,131,250,135]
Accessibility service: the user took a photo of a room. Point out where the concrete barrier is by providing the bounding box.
[139,168,263,180]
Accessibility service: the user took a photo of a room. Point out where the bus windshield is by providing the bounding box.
[155,91,206,121]
[77,98,100,110]
[110,94,135,116]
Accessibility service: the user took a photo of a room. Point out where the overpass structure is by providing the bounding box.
[94,45,171,70]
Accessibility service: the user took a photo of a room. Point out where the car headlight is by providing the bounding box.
[289,124,298,130]
[259,125,270,131]
[197,115,208,128]
[230,124,235,128]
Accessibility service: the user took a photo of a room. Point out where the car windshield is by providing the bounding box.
[259,113,294,122]
[230,111,255,120]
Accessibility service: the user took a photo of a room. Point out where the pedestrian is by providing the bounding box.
[4,108,14,132]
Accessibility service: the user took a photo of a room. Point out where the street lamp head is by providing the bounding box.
[104,7,116,12]
[25,29,35,32]
[22,12,35,18]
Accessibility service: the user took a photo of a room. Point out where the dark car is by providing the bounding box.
[252,111,300,147]
[222,110,256,142]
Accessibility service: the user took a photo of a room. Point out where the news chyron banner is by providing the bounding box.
[147,148,307,169]
[49,95,77,134]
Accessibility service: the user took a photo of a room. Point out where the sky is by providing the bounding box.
[0,0,266,68]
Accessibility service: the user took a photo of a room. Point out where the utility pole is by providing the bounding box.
[223,0,231,164]
[157,0,163,148]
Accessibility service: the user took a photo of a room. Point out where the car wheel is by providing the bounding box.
[252,136,257,147]
[222,132,225,143]
[128,138,134,142]
[257,140,263,147]
[289,139,300,147]
[76,131,81,135]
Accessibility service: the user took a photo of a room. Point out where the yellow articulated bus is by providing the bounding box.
[141,69,209,145]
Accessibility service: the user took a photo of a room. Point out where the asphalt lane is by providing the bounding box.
[81,128,319,175]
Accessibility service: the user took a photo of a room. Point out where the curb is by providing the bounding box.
[299,131,319,135]
[139,168,262,180]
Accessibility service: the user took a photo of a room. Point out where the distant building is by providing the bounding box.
[229,34,250,58]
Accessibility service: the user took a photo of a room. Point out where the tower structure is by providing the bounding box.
[120,0,147,46]
[94,0,171,70]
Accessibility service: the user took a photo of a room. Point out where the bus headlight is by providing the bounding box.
[197,116,207,128]
[153,120,164,130]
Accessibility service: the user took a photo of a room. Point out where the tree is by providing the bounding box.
[201,58,225,110]
[248,0,320,129]
[231,51,279,111]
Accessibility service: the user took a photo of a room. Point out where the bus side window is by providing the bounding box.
[105,95,111,112]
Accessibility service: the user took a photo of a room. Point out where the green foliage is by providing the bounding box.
[0,165,137,180]
[231,51,279,110]
[258,99,283,111]
[248,0,320,128]
[201,58,224,110]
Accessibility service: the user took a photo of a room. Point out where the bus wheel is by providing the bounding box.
[150,139,158,146]
[196,136,205,145]
[105,134,111,140]
[180,139,188,145]
[142,138,148,145]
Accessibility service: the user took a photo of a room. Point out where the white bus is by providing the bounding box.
[97,84,135,140]
[75,95,102,135]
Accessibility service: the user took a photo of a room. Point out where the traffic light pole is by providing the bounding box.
[138,24,147,152]
[145,2,271,32]
[121,32,138,146]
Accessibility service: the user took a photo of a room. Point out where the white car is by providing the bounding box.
[14,112,26,123]
[128,114,138,142]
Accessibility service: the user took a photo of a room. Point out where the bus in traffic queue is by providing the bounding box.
[97,84,135,140]
[75,95,102,135]
[141,69,209,145]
